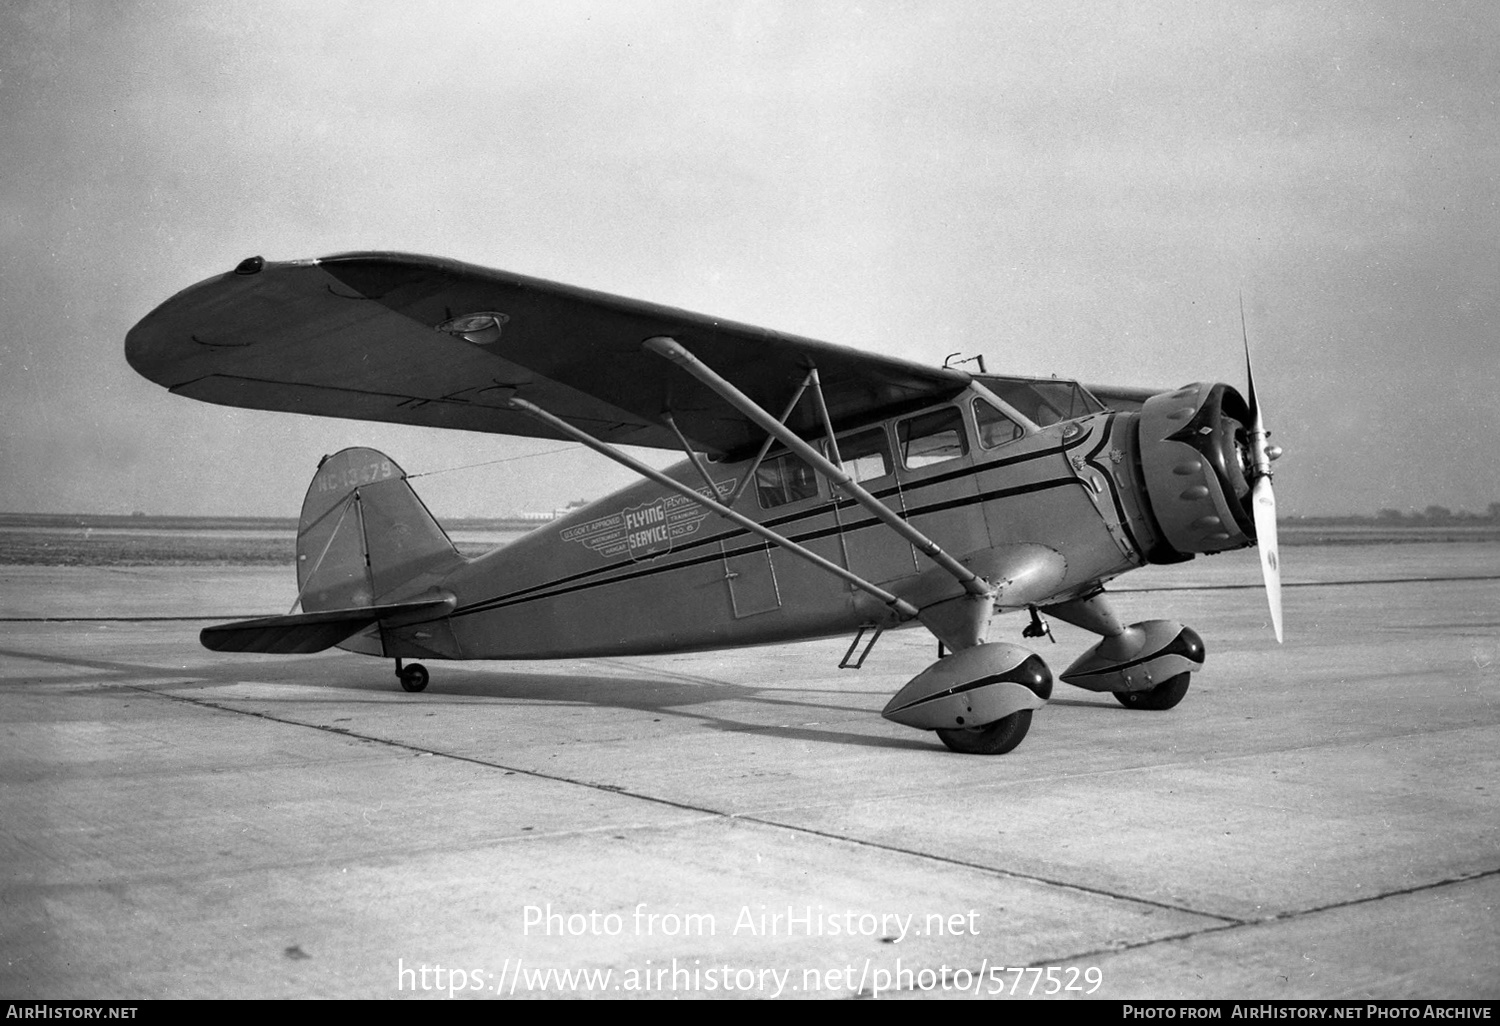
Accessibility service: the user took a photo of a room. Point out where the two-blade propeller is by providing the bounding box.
[1241,297,1284,643]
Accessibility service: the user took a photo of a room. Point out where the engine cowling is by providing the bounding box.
[1136,382,1257,560]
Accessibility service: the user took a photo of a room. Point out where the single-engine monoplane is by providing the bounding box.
[125,252,1283,754]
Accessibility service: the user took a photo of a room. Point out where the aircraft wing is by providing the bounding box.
[126,253,970,456]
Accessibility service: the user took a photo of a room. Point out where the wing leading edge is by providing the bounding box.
[126,253,970,456]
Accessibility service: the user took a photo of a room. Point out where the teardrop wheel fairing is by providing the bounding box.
[879,644,1053,756]
[936,710,1034,755]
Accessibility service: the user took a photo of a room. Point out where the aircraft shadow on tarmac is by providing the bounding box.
[2,644,945,752]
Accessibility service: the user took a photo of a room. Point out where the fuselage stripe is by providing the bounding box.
[453,475,1086,618]
[884,672,1029,714]
[1064,629,1201,678]
[453,430,1097,617]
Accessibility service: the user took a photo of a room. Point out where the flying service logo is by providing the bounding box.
[561,480,735,562]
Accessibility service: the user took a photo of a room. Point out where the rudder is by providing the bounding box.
[297,448,462,612]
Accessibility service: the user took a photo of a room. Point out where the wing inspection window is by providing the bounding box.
[756,451,819,509]
[897,407,969,470]
[973,399,1023,449]
[824,428,892,484]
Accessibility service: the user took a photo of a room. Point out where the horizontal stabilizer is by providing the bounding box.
[200,595,455,654]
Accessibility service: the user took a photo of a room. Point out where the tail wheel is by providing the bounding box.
[398,663,429,693]
[1114,672,1190,711]
[936,710,1033,755]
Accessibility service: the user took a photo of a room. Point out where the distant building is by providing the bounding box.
[513,499,588,523]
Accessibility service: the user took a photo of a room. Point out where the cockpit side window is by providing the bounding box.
[897,407,969,470]
[972,399,1023,449]
[756,451,819,508]
[824,428,892,484]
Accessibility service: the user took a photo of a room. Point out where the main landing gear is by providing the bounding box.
[394,658,429,693]
[873,588,1209,755]
[1044,593,1205,711]
[881,643,1053,756]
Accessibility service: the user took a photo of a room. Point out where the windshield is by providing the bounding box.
[976,376,1103,426]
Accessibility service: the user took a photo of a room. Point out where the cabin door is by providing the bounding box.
[721,541,782,617]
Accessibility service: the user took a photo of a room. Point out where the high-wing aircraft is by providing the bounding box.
[124,252,1283,754]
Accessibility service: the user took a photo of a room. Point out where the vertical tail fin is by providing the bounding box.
[296,448,462,612]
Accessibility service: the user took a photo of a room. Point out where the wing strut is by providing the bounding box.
[662,412,722,498]
[807,367,843,468]
[724,374,812,510]
[644,336,993,600]
[504,396,921,621]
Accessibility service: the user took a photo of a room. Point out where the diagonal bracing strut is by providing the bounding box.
[644,336,993,599]
[725,373,812,511]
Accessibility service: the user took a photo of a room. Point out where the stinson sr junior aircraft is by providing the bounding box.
[125,252,1283,755]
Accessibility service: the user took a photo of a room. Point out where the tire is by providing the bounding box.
[936,710,1033,755]
[399,663,429,693]
[1113,672,1190,711]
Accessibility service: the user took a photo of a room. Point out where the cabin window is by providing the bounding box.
[897,407,969,469]
[756,451,819,508]
[824,428,892,484]
[973,399,1023,449]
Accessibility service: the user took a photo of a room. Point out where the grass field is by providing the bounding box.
[0,512,1493,567]
[0,514,530,565]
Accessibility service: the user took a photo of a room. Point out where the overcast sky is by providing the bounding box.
[2,1,1496,519]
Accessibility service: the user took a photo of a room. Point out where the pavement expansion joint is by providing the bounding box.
[121,677,1500,971]
[1260,864,1500,922]
[126,681,729,819]
[732,717,1500,821]
[1036,865,1500,970]
[123,680,1248,928]
[736,814,1248,925]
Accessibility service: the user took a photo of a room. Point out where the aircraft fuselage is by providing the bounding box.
[353,390,1151,661]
